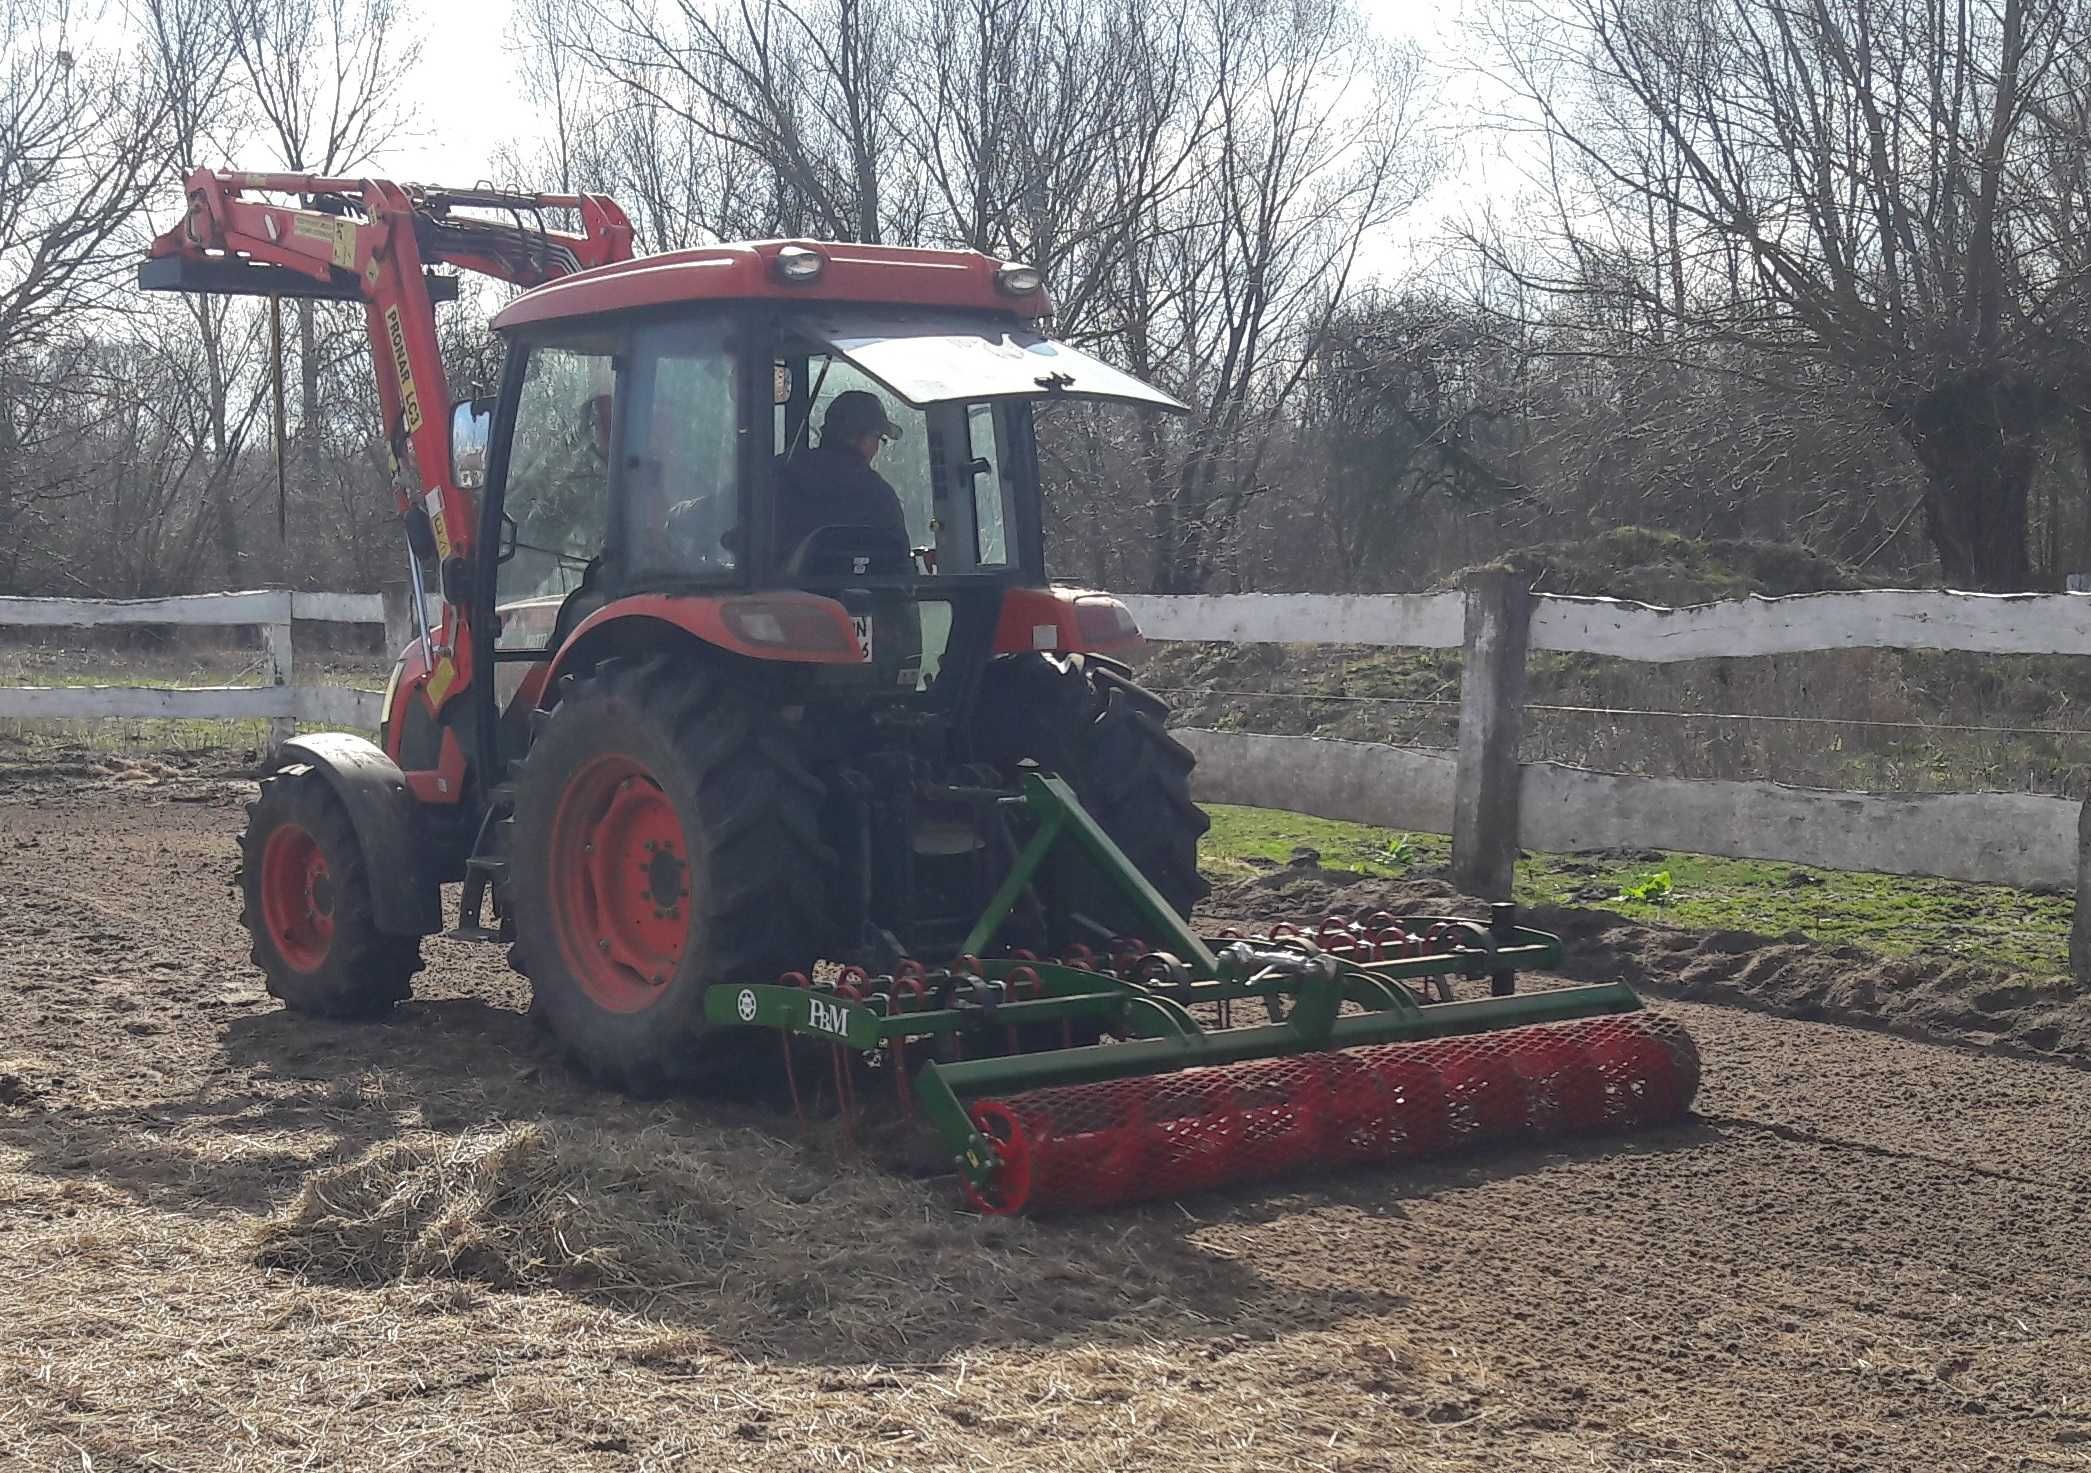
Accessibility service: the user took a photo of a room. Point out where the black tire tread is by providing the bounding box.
[506,654,831,1095]
[977,653,1212,924]
[236,769,421,1018]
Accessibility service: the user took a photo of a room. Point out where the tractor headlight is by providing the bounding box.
[721,594,856,656]
[996,262,1044,295]
[774,245,827,283]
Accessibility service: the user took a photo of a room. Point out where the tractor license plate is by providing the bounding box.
[851,615,874,662]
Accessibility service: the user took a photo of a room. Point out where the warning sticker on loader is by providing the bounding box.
[850,614,874,662]
[292,213,357,268]
[386,305,423,433]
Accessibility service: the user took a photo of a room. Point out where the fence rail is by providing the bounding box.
[9,582,2089,961]
[1133,581,2091,972]
[0,589,389,747]
[1124,586,2091,659]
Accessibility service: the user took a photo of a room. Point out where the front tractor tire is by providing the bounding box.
[238,768,421,1018]
[507,656,832,1096]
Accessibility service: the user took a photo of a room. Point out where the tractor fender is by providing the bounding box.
[271,733,442,937]
[539,591,862,701]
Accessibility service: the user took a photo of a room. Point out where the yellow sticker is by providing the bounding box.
[386,305,423,434]
[425,655,456,707]
[292,214,357,268]
[423,487,452,561]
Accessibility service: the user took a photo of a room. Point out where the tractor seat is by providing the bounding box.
[548,557,609,651]
[784,524,913,580]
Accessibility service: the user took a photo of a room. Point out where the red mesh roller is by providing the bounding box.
[968,1011,1700,1214]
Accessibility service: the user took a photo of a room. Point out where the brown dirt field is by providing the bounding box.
[7,756,2091,1471]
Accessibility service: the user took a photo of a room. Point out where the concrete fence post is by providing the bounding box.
[379,578,414,656]
[1451,570,1533,900]
[2071,799,2091,982]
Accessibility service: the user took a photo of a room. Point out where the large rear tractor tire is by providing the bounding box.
[237,768,421,1017]
[977,654,1211,929]
[507,655,833,1095]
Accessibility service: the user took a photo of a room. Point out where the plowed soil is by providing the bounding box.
[6,754,2091,1471]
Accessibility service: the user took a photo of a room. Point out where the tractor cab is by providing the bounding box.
[463,255,1183,735]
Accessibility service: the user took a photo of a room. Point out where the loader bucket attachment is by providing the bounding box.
[706,775,1701,1214]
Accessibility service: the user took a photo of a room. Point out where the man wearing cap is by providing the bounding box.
[776,388,910,560]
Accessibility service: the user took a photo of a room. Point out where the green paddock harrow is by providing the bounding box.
[708,775,1700,1213]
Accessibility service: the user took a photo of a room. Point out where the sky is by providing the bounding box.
[380,0,1480,198]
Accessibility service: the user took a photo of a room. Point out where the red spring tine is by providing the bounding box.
[1366,910,1397,931]
[1271,922,1300,941]
[897,959,927,983]
[887,973,925,1119]
[776,965,813,1124]
[1216,927,1242,940]
[830,1044,857,1146]
[891,1033,911,1118]
[956,954,985,977]
[999,965,1036,1055]
[781,1034,804,1122]
[839,964,871,989]
[1007,947,1037,961]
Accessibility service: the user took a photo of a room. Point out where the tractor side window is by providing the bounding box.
[622,316,740,581]
[499,338,617,650]
[967,403,1013,567]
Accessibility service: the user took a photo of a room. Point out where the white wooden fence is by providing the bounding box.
[0,590,390,749]
[7,582,2086,925]
[1121,584,2091,908]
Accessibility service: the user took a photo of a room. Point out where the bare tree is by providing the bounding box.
[1117,0,1440,591]
[0,0,188,578]
[221,0,419,488]
[1479,0,2091,589]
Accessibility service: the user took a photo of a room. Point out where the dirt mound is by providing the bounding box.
[1444,526,1872,603]
[1207,868,2091,1064]
[253,1119,1174,1360]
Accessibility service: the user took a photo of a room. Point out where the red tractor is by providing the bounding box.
[143,171,1208,1094]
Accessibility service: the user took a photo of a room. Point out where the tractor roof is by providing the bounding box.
[491,240,1053,331]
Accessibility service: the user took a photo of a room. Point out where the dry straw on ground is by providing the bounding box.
[250,1119,1173,1361]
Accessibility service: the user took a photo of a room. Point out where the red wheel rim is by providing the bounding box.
[959,1101,1033,1215]
[260,823,334,971]
[549,753,693,1013]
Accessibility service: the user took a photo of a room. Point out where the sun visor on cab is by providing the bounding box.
[801,310,1190,413]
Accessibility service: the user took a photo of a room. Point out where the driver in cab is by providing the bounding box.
[777,389,909,565]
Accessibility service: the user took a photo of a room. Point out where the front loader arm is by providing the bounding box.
[144,168,635,777]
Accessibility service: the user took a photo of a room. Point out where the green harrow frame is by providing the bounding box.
[706,776,1696,1213]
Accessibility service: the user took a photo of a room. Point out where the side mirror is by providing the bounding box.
[450,395,495,488]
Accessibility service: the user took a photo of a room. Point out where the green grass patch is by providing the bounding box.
[1201,803,2074,976]
[1201,805,1447,881]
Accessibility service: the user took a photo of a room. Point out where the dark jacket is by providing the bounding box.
[775,445,909,557]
